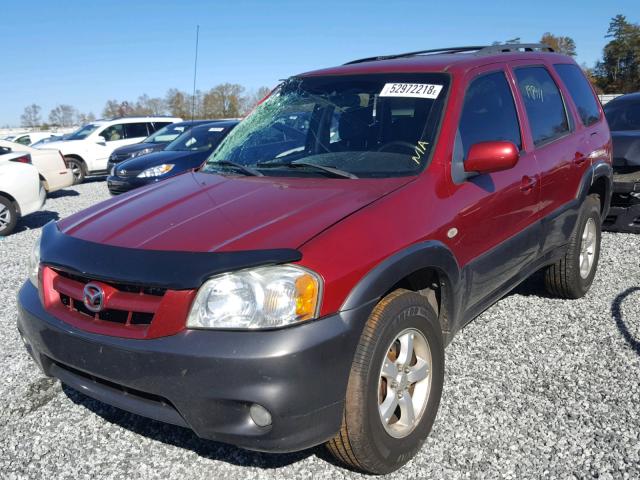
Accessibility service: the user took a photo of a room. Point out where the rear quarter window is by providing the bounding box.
[553,64,600,127]
[515,66,570,146]
[124,123,150,139]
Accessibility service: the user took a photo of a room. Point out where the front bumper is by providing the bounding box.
[17,281,372,452]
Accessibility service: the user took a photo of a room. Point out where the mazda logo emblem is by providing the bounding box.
[83,283,105,313]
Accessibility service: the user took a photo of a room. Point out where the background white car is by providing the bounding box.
[0,140,73,194]
[3,131,62,146]
[0,161,45,236]
[38,116,181,183]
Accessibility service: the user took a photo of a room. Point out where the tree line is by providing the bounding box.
[19,83,270,129]
[18,14,640,129]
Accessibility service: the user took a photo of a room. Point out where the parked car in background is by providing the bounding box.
[0,140,73,194]
[602,92,640,233]
[0,160,45,235]
[37,117,181,184]
[18,44,612,474]
[107,120,238,194]
[31,134,68,148]
[5,132,62,147]
[108,120,220,166]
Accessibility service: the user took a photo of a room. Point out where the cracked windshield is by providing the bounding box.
[205,74,450,178]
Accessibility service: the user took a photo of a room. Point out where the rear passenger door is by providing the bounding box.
[448,67,541,311]
[510,63,584,252]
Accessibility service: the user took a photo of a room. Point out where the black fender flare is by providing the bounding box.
[579,160,613,216]
[340,241,461,329]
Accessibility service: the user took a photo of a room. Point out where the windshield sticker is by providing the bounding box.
[379,83,443,99]
[208,127,225,132]
[411,141,429,165]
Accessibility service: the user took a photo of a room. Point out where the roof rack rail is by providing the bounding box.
[344,46,487,65]
[344,43,554,65]
[478,43,554,55]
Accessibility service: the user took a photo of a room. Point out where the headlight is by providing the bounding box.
[131,147,154,159]
[186,265,322,329]
[29,235,41,287]
[137,164,175,178]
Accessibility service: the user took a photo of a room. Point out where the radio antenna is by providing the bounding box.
[191,25,200,121]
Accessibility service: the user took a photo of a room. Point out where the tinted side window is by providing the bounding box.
[453,71,521,181]
[150,121,173,134]
[554,64,600,127]
[515,67,569,146]
[124,123,149,139]
[16,135,31,145]
[100,124,125,141]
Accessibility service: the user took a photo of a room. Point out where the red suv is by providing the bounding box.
[18,44,612,474]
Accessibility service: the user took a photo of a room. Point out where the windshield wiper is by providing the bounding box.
[212,160,264,177]
[256,161,357,179]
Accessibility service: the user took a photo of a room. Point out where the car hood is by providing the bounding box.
[114,150,205,174]
[112,142,165,157]
[611,131,640,168]
[58,172,413,252]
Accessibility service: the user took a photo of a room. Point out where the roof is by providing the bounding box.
[605,92,640,107]
[298,44,573,78]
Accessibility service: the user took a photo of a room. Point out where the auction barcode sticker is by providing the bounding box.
[379,83,443,99]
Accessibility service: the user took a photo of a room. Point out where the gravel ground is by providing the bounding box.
[1,179,639,479]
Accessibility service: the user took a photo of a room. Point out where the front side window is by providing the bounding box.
[166,125,228,152]
[15,135,31,145]
[515,66,570,146]
[204,73,450,178]
[554,64,600,127]
[67,123,101,140]
[124,123,149,139]
[100,124,125,142]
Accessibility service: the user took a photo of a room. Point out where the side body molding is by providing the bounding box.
[340,241,462,330]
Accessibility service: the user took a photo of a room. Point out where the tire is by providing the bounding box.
[544,194,601,299]
[0,196,18,236]
[326,289,445,474]
[65,157,85,184]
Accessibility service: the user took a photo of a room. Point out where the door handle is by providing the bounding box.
[520,175,536,192]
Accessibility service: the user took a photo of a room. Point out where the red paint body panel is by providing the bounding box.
[58,172,412,252]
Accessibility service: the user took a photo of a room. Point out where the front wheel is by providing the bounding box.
[65,157,85,184]
[326,289,444,474]
[544,194,601,298]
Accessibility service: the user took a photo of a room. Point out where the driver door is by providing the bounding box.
[446,67,542,312]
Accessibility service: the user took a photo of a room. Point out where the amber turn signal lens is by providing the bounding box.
[295,273,320,320]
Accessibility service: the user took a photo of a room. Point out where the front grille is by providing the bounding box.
[51,268,165,328]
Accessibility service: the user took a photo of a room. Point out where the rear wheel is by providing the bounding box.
[326,289,444,474]
[65,157,85,184]
[0,196,18,236]
[544,194,601,298]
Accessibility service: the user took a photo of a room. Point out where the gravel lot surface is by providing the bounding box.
[1,179,639,479]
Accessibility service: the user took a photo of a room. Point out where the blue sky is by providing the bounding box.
[0,0,636,126]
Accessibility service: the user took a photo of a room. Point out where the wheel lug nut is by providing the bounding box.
[404,367,410,374]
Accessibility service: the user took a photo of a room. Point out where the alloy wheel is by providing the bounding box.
[579,218,597,279]
[378,328,432,438]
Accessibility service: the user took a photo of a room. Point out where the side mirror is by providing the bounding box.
[464,141,519,175]
[96,136,107,145]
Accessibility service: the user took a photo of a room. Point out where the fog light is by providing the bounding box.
[249,403,272,427]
